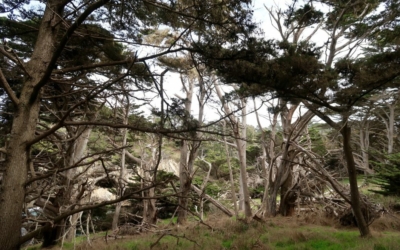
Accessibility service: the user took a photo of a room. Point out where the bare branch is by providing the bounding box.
[0,68,19,105]
[20,182,174,244]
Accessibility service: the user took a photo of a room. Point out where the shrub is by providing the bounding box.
[370,153,400,197]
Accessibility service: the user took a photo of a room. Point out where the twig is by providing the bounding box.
[150,233,167,249]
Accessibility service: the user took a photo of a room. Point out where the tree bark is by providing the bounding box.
[0,100,40,249]
[223,121,238,217]
[268,142,290,216]
[341,124,371,237]
[143,145,158,226]
[177,139,191,225]
[236,97,252,220]
[112,105,129,231]
[278,164,297,216]
[112,203,122,231]
[124,140,159,226]
[142,187,157,225]
[0,2,63,248]
[387,103,395,154]
[214,83,252,221]
[253,99,270,219]
[64,127,93,241]
[177,72,205,224]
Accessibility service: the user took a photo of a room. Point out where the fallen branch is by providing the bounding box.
[150,233,200,249]
[191,185,233,217]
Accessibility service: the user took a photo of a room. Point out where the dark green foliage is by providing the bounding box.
[370,153,400,196]
[246,145,261,165]
[306,124,328,156]
[284,3,324,28]
[193,175,221,198]
[199,141,240,179]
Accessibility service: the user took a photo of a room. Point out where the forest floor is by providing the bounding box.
[27,209,400,250]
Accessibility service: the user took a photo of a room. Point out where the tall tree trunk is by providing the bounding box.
[235,98,252,220]
[64,127,93,241]
[176,72,206,224]
[0,100,40,249]
[177,75,194,225]
[0,2,63,248]
[177,140,191,225]
[253,99,273,218]
[142,144,158,226]
[237,97,248,211]
[40,126,93,245]
[304,101,371,237]
[359,119,372,174]
[223,121,238,217]
[341,124,371,237]
[112,106,129,231]
[214,83,252,221]
[378,99,397,155]
[387,103,395,154]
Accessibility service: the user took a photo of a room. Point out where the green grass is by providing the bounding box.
[158,216,178,225]
[272,229,400,250]
[25,214,400,250]
[26,232,107,250]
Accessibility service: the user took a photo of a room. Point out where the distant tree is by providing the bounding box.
[370,153,400,196]
[214,83,252,221]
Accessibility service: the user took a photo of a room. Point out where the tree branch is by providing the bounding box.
[0,68,19,105]
[20,182,173,244]
[31,0,112,102]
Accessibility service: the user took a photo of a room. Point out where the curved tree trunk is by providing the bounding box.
[278,165,297,216]
[341,124,371,237]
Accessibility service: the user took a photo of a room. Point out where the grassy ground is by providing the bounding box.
[26,179,400,250]
[28,211,400,250]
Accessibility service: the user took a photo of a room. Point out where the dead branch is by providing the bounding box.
[150,233,200,249]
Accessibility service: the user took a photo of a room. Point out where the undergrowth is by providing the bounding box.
[27,210,400,250]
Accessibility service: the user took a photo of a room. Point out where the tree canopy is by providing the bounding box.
[1,0,400,248]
